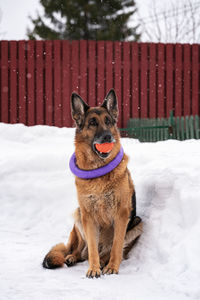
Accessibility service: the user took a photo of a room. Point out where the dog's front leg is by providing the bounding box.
[81,212,101,278]
[103,208,129,275]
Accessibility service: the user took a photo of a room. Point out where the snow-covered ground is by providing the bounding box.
[0,123,200,300]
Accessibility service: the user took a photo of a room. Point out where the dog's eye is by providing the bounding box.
[105,116,111,126]
[89,118,98,127]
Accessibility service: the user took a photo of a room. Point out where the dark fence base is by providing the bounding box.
[120,112,200,142]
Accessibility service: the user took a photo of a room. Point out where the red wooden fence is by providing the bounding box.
[0,40,199,128]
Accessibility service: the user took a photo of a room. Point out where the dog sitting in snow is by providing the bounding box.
[43,89,142,278]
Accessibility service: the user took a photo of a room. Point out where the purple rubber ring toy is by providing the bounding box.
[69,147,124,179]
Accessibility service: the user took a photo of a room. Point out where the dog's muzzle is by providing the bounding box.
[93,131,115,159]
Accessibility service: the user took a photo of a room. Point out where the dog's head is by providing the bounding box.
[71,89,120,160]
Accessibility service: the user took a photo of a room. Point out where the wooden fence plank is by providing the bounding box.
[122,42,130,127]
[149,119,153,141]
[149,43,156,118]
[44,40,53,126]
[79,40,87,102]
[175,44,182,116]
[157,43,165,117]
[36,41,44,125]
[62,40,71,127]
[176,117,180,140]
[166,44,173,117]
[97,41,105,105]
[114,41,122,127]
[10,41,17,124]
[140,43,148,118]
[88,41,96,106]
[164,118,168,140]
[27,40,35,126]
[191,45,199,116]
[180,117,185,140]
[189,116,194,139]
[71,40,79,94]
[185,116,189,139]
[1,41,9,123]
[54,40,62,127]
[183,44,191,116]
[18,41,26,124]
[132,42,139,119]
[195,115,199,139]
[105,41,113,93]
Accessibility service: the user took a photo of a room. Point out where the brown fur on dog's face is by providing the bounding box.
[71,89,120,162]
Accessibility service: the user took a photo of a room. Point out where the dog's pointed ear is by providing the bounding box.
[71,93,90,129]
[101,89,118,122]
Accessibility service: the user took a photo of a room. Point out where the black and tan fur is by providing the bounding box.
[43,89,142,278]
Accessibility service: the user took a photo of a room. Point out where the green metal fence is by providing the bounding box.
[120,112,200,142]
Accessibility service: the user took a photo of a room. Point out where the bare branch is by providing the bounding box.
[136,9,155,41]
[188,0,196,42]
[152,0,162,42]
[138,0,200,43]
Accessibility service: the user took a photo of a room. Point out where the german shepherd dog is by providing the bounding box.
[43,89,142,278]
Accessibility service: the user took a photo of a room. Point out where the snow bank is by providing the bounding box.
[0,123,200,300]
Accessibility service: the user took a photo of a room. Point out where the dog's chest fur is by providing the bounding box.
[75,158,133,227]
[79,189,118,225]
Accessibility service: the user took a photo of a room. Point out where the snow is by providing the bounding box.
[0,123,200,300]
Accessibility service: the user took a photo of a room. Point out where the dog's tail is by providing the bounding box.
[42,243,70,269]
[42,211,87,269]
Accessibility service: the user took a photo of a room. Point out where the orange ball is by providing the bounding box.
[95,142,114,153]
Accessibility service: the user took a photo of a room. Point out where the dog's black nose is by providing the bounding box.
[103,134,112,143]
[94,130,114,145]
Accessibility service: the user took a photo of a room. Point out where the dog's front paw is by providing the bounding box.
[102,264,119,275]
[86,267,101,278]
